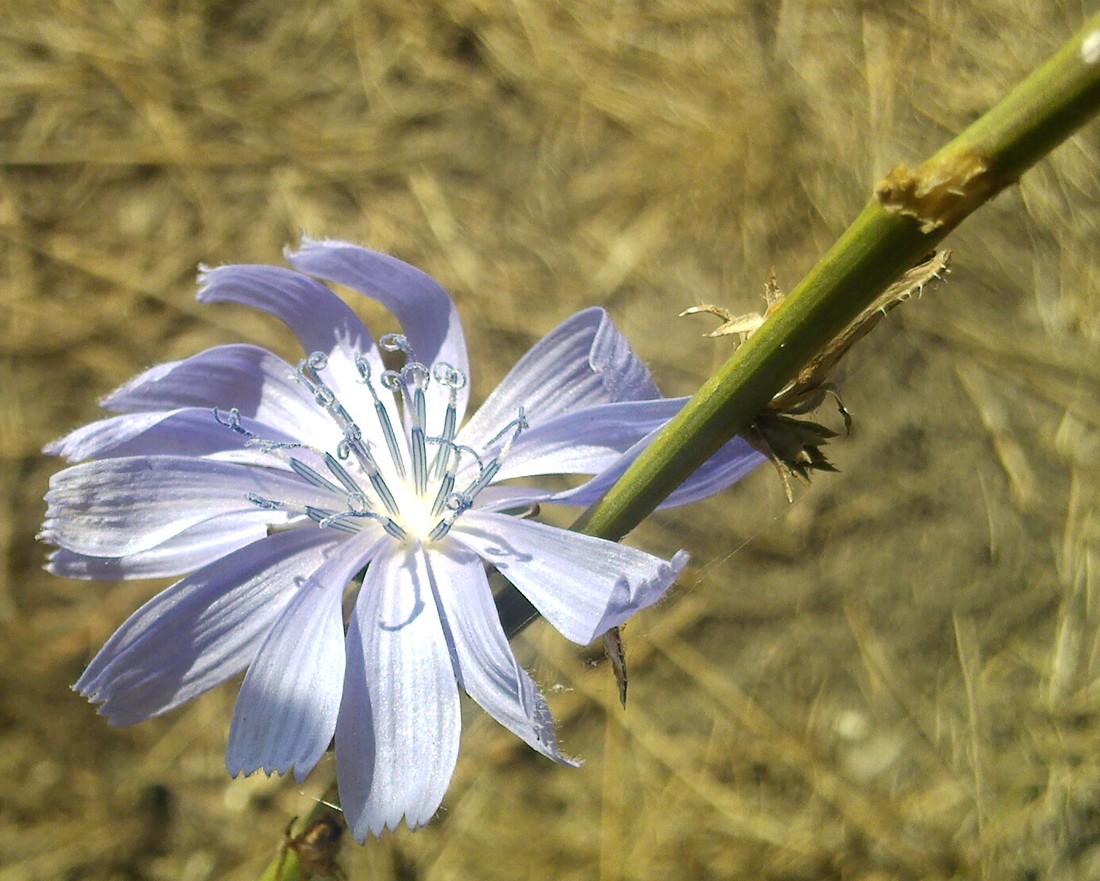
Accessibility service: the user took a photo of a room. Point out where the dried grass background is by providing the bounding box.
[2,1,1100,879]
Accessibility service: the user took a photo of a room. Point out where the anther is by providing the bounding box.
[464,459,502,500]
[358,355,407,478]
[289,458,343,495]
[430,364,465,478]
[246,492,282,511]
[306,506,362,535]
[324,452,363,497]
[430,469,456,518]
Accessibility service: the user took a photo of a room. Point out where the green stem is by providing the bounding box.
[573,12,1100,544]
[259,848,298,881]
[495,12,1100,637]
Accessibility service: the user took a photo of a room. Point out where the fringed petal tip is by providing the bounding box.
[286,234,332,254]
[69,680,123,727]
[225,762,321,787]
[350,803,448,841]
[42,434,66,458]
[71,671,132,727]
[225,758,297,781]
[71,678,94,700]
[71,689,139,730]
[590,548,689,637]
[454,513,689,646]
[47,548,118,581]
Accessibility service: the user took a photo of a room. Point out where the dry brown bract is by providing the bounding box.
[275,814,345,881]
[686,251,952,501]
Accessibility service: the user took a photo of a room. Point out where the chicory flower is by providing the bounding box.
[41,240,761,840]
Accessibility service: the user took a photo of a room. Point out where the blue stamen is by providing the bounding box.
[430,469,455,518]
[246,492,282,510]
[411,427,428,497]
[213,407,301,452]
[324,452,362,496]
[305,506,362,535]
[464,459,502,501]
[289,458,343,494]
[356,355,406,479]
[367,468,401,517]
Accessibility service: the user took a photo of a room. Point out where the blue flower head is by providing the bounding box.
[41,240,761,840]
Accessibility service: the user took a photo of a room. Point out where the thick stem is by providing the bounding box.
[574,12,1100,545]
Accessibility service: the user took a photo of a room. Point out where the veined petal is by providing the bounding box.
[42,457,334,557]
[100,345,324,435]
[458,308,659,452]
[288,239,470,426]
[451,511,687,645]
[491,398,683,482]
[427,544,575,765]
[198,265,378,367]
[336,543,461,840]
[469,485,554,513]
[46,509,288,580]
[74,528,343,727]
[227,532,384,782]
[45,407,299,463]
[551,433,765,510]
[197,269,397,454]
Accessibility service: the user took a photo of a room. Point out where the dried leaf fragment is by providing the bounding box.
[876,150,999,233]
[684,251,951,501]
[603,625,629,708]
[681,273,783,343]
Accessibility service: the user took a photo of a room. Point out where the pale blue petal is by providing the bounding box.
[469,485,554,513]
[288,239,470,426]
[74,528,343,726]
[451,512,687,645]
[227,533,383,781]
[654,438,764,507]
[45,408,299,463]
[336,543,461,840]
[458,308,659,452]
[551,434,765,510]
[198,265,377,365]
[197,267,396,453]
[427,544,575,765]
[100,345,325,438]
[491,398,682,482]
[46,509,287,580]
[42,457,335,557]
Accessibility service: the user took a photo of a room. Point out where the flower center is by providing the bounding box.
[220,336,526,546]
